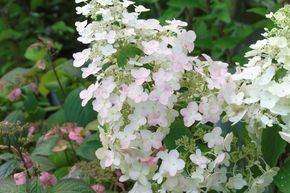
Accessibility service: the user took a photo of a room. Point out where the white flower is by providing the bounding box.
[100,44,117,56]
[203,127,224,148]
[128,163,150,185]
[279,131,290,143]
[135,5,149,13]
[95,148,120,168]
[127,83,148,103]
[81,57,102,78]
[226,174,247,190]
[131,68,151,85]
[116,128,136,149]
[140,130,163,152]
[190,149,210,169]
[180,102,202,127]
[142,40,160,55]
[157,150,185,176]
[129,182,152,193]
[96,0,113,6]
[80,83,98,106]
[73,48,91,67]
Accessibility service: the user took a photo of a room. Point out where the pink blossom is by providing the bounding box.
[142,40,160,55]
[131,68,150,85]
[199,98,222,124]
[143,156,158,166]
[178,30,196,52]
[92,184,105,193]
[14,172,26,185]
[28,126,37,137]
[8,88,22,102]
[207,61,228,89]
[68,127,91,143]
[23,155,33,169]
[39,172,57,187]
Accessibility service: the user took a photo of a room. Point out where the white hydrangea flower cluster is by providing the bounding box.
[73,0,281,192]
[219,5,290,143]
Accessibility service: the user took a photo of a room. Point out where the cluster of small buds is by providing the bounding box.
[73,1,284,192]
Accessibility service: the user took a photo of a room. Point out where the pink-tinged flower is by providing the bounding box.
[180,102,202,127]
[199,97,222,124]
[23,155,33,169]
[28,126,37,138]
[142,40,160,55]
[39,172,57,187]
[8,88,22,102]
[68,127,91,143]
[92,184,105,193]
[207,61,228,90]
[14,172,26,185]
[30,82,38,94]
[143,156,158,166]
[131,68,151,85]
[178,30,196,53]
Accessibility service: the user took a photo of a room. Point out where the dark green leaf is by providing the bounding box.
[47,110,65,128]
[32,136,59,156]
[64,89,98,127]
[274,160,290,193]
[28,179,45,193]
[164,118,191,150]
[5,110,25,123]
[48,179,95,193]
[247,7,268,16]
[0,159,19,180]
[0,178,26,193]
[76,134,102,160]
[262,126,287,167]
[31,0,44,10]
[116,45,143,68]
[31,155,55,171]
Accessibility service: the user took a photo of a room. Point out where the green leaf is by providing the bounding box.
[1,67,29,86]
[85,120,99,131]
[31,0,44,10]
[28,179,45,193]
[76,134,102,160]
[49,151,74,168]
[274,160,290,193]
[47,110,65,128]
[31,155,55,171]
[52,21,74,34]
[164,118,191,150]
[215,37,240,49]
[23,88,38,112]
[48,179,95,193]
[0,153,16,161]
[0,178,26,193]
[64,89,98,127]
[32,136,59,156]
[247,7,268,16]
[5,110,25,123]
[0,159,19,180]
[116,45,143,68]
[168,0,206,9]
[262,126,287,167]
[54,167,70,179]
[0,29,22,42]
[24,46,47,62]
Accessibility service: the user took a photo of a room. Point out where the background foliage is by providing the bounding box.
[0,0,289,192]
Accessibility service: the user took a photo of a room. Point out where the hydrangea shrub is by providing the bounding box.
[73,1,289,192]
